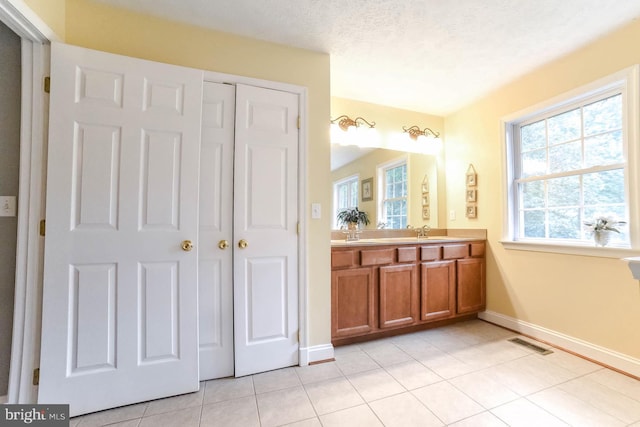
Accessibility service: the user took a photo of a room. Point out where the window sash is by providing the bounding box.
[511,88,629,246]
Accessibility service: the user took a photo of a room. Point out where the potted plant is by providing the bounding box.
[336,207,370,230]
[583,215,626,246]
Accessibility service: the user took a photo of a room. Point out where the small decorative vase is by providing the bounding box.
[346,222,360,241]
[593,230,611,247]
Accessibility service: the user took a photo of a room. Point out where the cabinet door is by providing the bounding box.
[379,264,418,329]
[457,258,486,314]
[421,261,456,321]
[332,268,376,337]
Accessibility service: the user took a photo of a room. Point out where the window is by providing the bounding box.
[333,175,358,228]
[504,67,639,252]
[378,158,408,229]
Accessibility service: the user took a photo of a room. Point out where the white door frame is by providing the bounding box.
[0,0,57,404]
[203,71,310,364]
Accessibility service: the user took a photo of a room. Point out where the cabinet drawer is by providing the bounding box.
[331,250,358,268]
[397,247,418,263]
[442,244,469,259]
[421,246,441,261]
[471,242,485,257]
[361,248,395,266]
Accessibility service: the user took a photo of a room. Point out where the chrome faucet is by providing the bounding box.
[417,225,431,238]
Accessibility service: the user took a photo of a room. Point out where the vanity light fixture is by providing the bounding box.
[330,115,376,131]
[402,125,440,141]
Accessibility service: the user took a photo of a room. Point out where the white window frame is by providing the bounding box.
[332,174,359,228]
[501,65,640,258]
[377,156,409,229]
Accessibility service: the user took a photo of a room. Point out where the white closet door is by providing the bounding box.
[39,43,203,416]
[199,82,235,380]
[233,84,299,376]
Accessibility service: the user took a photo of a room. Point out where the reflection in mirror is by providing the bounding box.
[331,144,438,229]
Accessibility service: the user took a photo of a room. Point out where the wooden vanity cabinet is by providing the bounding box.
[420,261,456,321]
[331,267,376,337]
[331,240,486,344]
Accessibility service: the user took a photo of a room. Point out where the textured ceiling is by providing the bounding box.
[96,0,640,115]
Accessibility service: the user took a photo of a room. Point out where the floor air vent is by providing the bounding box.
[508,338,553,355]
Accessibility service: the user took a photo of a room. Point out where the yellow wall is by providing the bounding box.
[331,97,445,228]
[22,0,66,39]
[57,0,332,346]
[444,19,640,358]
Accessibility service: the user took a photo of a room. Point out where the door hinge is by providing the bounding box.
[32,368,40,386]
[39,219,46,237]
[297,116,301,130]
[297,222,300,235]
[297,330,300,342]
[44,76,50,94]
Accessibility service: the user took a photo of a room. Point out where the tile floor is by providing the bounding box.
[70,320,640,426]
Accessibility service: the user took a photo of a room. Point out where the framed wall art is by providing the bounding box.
[361,177,373,202]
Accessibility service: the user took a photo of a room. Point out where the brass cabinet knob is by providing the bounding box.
[238,239,248,249]
[218,240,229,250]
[181,240,194,252]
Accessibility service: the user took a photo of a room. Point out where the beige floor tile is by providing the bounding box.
[76,403,147,427]
[319,404,383,427]
[559,376,640,423]
[586,369,640,401]
[393,338,443,360]
[412,380,484,424]
[253,367,301,394]
[204,376,254,404]
[103,420,140,427]
[484,354,577,395]
[363,343,413,367]
[281,417,322,427]
[334,350,380,376]
[448,411,508,427]
[449,371,520,409]
[347,368,405,402]
[304,377,364,415]
[138,406,200,427]
[295,361,343,385]
[200,396,259,427]
[418,352,478,379]
[529,387,625,426]
[420,328,473,352]
[384,360,443,390]
[144,388,203,416]
[333,344,362,356]
[536,349,602,376]
[491,398,568,427]
[452,340,530,370]
[256,385,316,427]
[369,392,444,427]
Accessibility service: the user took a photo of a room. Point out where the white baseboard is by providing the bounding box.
[479,310,640,378]
[0,395,7,404]
[299,343,334,366]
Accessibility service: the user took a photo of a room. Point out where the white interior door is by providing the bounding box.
[233,84,299,376]
[198,82,235,380]
[39,43,203,416]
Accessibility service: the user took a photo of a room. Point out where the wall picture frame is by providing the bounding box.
[361,177,373,201]
[422,194,430,206]
[466,189,477,203]
[466,163,477,187]
[466,205,477,218]
[422,207,430,220]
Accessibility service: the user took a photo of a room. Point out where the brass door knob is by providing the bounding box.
[181,240,194,252]
[218,240,229,250]
[238,239,248,249]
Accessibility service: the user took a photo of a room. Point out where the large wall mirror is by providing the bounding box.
[331,144,439,229]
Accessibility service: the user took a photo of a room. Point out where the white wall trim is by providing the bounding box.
[479,310,640,378]
[0,0,59,42]
[300,344,335,366]
[8,40,48,405]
